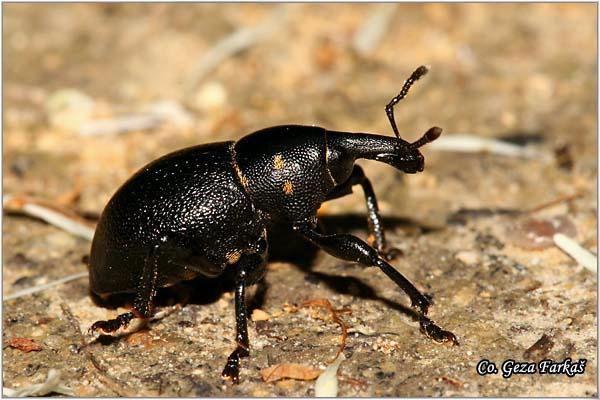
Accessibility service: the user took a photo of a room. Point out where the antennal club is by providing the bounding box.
[410,126,442,149]
[385,65,430,141]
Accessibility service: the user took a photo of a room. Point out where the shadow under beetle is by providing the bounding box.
[89,65,458,383]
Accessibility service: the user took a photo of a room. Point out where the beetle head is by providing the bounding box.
[374,126,442,173]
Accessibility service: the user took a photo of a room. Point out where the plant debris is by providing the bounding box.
[440,375,464,389]
[428,133,549,159]
[7,337,43,353]
[3,369,73,397]
[553,233,597,273]
[314,353,345,397]
[125,329,157,349]
[251,308,270,321]
[3,194,96,241]
[523,333,555,361]
[4,271,89,301]
[302,299,352,362]
[260,363,321,383]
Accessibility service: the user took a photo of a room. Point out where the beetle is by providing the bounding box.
[88,65,457,383]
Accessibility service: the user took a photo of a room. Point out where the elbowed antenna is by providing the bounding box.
[410,126,443,149]
[385,65,430,142]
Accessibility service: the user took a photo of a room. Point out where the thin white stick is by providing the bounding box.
[4,195,94,300]
[4,195,95,241]
[21,203,95,241]
[553,233,597,274]
[78,114,163,136]
[428,134,549,160]
[4,272,89,301]
[315,353,345,397]
[353,4,398,56]
[2,369,73,397]
[186,5,291,91]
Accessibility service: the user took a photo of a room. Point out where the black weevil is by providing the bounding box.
[88,65,458,383]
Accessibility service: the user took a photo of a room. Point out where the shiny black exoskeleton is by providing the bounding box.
[89,66,457,383]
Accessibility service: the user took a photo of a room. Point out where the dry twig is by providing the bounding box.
[4,194,96,240]
[527,192,583,214]
[4,272,89,301]
[553,234,597,274]
[260,363,321,383]
[302,299,352,362]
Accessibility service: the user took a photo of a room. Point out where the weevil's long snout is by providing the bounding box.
[409,126,442,149]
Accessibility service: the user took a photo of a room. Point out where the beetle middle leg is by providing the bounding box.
[90,244,160,335]
[293,222,457,345]
[222,253,263,384]
[325,165,401,260]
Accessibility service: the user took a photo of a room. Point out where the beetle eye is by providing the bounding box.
[256,237,267,253]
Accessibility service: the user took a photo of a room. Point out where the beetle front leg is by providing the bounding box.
[222,254,260,384]
[326,165,401,260]
[293,222,457,345]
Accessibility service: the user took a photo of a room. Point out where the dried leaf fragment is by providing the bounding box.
[8,337,43,352]
[523,333,554,361]
[260,363,321,382]
[440,375,464,388]
[125,329,156,348]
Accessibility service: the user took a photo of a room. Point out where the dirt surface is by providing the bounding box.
[3,4,597,397]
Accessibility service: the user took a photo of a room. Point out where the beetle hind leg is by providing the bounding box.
[90,244,160,336]
[222,253,263,384]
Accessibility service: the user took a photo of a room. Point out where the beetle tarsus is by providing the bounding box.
[222,350,240,383]
[89,312,135,335]
[222,346,249,384]
[419,316,459,346]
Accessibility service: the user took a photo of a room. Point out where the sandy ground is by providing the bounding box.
[3,3,597,397]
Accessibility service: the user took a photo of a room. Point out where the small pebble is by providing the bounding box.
[251,309,270,321]
[45,88,95,132]
[68,344,80,354]
[455,250,480,265]
[193,81,227,111]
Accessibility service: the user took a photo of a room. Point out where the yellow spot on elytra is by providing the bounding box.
[273,154,285,170]
[283,180,294,195]
[226,250,241,264]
